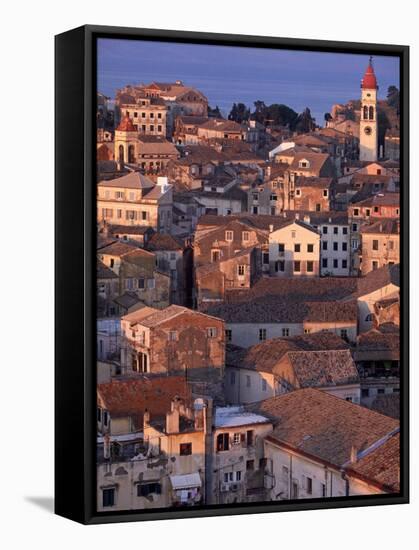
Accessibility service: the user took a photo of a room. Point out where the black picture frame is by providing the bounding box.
[55,24,409,525]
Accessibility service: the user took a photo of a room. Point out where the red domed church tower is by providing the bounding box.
[359,57,378,162]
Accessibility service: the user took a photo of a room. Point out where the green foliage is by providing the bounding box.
[208,104,222,118]
[228,102,251,123]
[387,86,400,111]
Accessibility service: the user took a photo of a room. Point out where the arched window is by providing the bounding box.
[363,105,368,120]
[118,145,124,163]
[369,106,374,120]
[128,144,135,163]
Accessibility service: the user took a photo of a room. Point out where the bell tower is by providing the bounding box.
[359,57,378,162]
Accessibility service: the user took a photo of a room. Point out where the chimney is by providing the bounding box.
[269,224,274,233]
[166,397,181,434]
[350,445,358,464]
[304,215,311,224]
[295,213,300,220]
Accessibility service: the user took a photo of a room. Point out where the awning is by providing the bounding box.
[169,473,202,490]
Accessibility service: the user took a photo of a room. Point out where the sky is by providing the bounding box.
[97,38,400,124]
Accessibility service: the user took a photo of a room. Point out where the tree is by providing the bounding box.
[252,100,267,124]
[294,107,316,133]
[387,86,400,111]
[208,104,222,118]
[324,112,332,123]
[228,102,250,123]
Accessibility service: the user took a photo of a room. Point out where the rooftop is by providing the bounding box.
[250,388,398,467]
[214,406,270,428]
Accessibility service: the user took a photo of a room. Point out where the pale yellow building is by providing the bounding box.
[97,172,173,232]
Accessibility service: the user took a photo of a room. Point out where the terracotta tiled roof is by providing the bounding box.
[346,432,399,491]
[356,264,399,298]
[98,242,139,257]
[360,218,400,235]
[98,171,155,190]
[116,114,137,132]
[225,276,358,304]
[206,298,357,325]
[249,388,398,467]
[97,259,118,279]
[285,349,359,388]
[146,232,184,252]
[98,376,191,426]
[227,332,351,372]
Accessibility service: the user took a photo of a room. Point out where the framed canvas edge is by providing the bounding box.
[55,24,409,525]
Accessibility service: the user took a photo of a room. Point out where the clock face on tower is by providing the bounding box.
[364,126,372,136]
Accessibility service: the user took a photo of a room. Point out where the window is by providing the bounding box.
[307,244,314,253]
[168,330,177,341]
[342,242,348,251]
[323,189,328,198]
[377,388,385,395]
[103,410,108,426]
[270,194,277,201]
[372,240,379,251]
[282,328,290,337]
[342,260,348,269]
[137,483,161,497]
[333,259,338,268]
[259,458,267,470]
[138,277,145,290]
[242,231,249,242]
[246,460,255,471]
[353,208,359,216]
[259,328,267,341]
[102,488,115,507]
[225,230,234,241]
[304,328,311,334]
[230,370,236,385]
[282,466,289,479]
[340,329,348,340]
[388,240,394,250]
[150,125,154,132]
[211,250,221,262]
[236,471,242,481]
[343,227,348,235]
[180,443,192,456]
[322,226,328,234]
[97,408,102,422]
[291,231,296,239]
[277,260,285,272]
[361,388,370,398]
[294,261,301,272]
[333,242,338,251]
[366,209,371,217]
[278,243,285,253]
[217,433,229,452]
[237,265,245,276]
[352,223,358,232]
[247,430,254,446]
[321,483,326,497]
[233,433,241,445]
[262,379,267,391]
[147,278,155,289]
[141,112,146,118]
[372,260,379,270]
[315,204,321,212]
[345,397,353,402]
[263,252,269,265]
[322,241,328,251]
[226,329,232,342]
[306,477,313,494]
[307,261,314,273]
[295,188,301,197]
[333,227,338,235]
[109,258,114,268]
[246,375,251,388]
[294,243,301,253]
[207,327,217,338]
